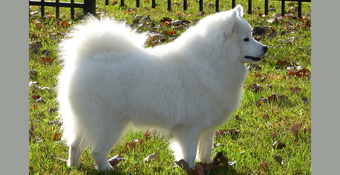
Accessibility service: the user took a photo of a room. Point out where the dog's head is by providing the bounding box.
[221,5,268,63]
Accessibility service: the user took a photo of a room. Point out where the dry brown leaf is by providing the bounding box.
[263,113,269,120]
[108,154,126,166]
[291,124,300,136]
[259,162,269,171]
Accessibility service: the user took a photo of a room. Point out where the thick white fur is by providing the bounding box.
[57,5,267,171]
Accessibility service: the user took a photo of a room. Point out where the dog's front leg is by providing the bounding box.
[172,126,201,169]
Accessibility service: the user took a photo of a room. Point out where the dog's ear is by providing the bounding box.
[223,10,237,39]
[234,5,244,17]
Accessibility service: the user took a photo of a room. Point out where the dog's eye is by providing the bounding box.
[243,37,249,42]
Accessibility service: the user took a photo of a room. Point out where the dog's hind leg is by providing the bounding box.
[172,126,201,169]
[90,120,128,171]
[197,127,216,163]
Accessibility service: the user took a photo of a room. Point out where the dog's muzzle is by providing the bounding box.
[245,46,268,62]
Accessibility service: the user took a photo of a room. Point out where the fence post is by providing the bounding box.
[184,0,187,10]
[265,0,268,15]
[152,0,155,8]
[199,0,203,11]
[84,0,96,15]
[168,0,171,10]
[298,0,302,18]
[216,0,219,12]
[41,0,45,17]
[55,0,59,18]
[281,0,285,16]
[248,0,251,14]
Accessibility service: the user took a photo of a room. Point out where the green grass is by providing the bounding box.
[29,0,311,174]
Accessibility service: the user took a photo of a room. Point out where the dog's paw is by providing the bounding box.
[67,159,80,168]
[95,162,113,172]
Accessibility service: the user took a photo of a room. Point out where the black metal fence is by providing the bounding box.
[29,0,105,19]
[29,0,311,19]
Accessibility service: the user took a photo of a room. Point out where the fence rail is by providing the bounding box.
[29,0,311,19]
[29,0,107,19]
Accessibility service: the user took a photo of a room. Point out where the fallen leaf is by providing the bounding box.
[213,152,228,164]
[176,159,191,172]
[29,69,38,78]
[304,127,311,133]
[301,96,309,105]
[108,154,126,166]
[278,94,287,103]
[53,133,60,140]
[144,153,157,162]
[248,83,261,93]
[48,108,57,115]
[258,12,264,17]
[235,115,240,121]
[38,87,52,91]
[194,162,205,175]
[259,162,269,171]
[274,155,283,164]
[273,141,286,149]
[32,104,37,110]
[277,59,289,67]
[144,129,151,140]
[48,120,60,125]
[252,27,267,36]
[269,74,286,80]
[254,72,262,78]
[61,20,68,27]
[271,133,277,140]
[267,32,277,39]
[29,41,42,53]
[160,17,172,23]
[133,18,140,24]
[228,161,237,166]
[204,2,214,7]
[290,86,301,94]
[260,76,266,83]
[41,55,53,65]
[141,15,151,22]
[228,129,240,135]
[267,18,278,23]
[247,63,261,71]
[32,95,41,100]
[263,113,269,120]
[285,14,297,19]
[268,94,277,103]
[291,124,300,136]
[166,30,176,35]
[257,97,268,105]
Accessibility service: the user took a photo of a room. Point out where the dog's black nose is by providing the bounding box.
[263,46,268,52]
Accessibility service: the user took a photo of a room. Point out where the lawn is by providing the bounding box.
[29,0,311,174]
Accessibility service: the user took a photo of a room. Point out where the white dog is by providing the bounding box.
[57,5,267,171]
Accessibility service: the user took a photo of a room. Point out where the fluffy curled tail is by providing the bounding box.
[57,16,147,147]
[58,15,148,64]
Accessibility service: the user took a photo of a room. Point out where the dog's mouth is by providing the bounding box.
[245,56,262,62]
